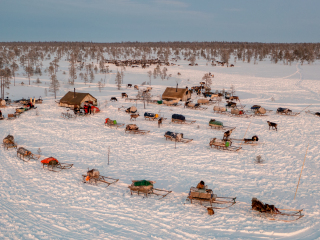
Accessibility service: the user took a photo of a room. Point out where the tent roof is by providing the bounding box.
[60,91,96,105]
[162,87,188,99]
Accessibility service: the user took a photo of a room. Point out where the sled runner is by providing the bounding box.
[209,138,241,152]
[17,147,40,161]
[164,131,193,143]
[251,198,303,222]
[83,169,119,187]
[125,124,150,134]
[41,157,73,172]
[186,187,236,209]
[128,180,172,199]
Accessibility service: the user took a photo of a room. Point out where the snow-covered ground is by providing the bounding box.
[1,58,320,239]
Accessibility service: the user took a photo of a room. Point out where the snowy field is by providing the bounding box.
[1,58,320,239]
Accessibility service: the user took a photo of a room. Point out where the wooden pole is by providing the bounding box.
[298,104,312,114]
[239,119,252,148]
[294,144,309,200]
[108,146,110,165]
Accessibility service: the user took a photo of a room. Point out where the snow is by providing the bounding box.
[1,57,320,239]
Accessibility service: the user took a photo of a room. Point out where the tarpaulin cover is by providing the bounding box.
[134,180,153,186]
[277,107,291,112]
[251,105,261,110]
[41,157,59,164]
[209,120,223,126]
[172,114,185,120]
[144,112,155,117]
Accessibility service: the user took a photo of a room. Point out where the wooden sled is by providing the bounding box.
[185,103,207,110]
[17,147,40,162]
[186,187,236,209]
[128,180,172,199]
[41,157,73,172]
[252,198,303,222]
[83,169,119,188]
[209,122,235,131]
[213,106,228,115]
[209,138,241,152]
[230,136,259,145]
[105,121,124,128]
[3,135,17,150]
[164,132,193,143]
[276,108,299,116]
[61,112,77,119]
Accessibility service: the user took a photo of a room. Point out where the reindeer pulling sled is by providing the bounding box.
[209,138,241,152]
[186,184,236,209]
[3,135,17,150]
[17,147,40,161]
[171,114,196,124]
[105,118,124,128]
[252,198,303,222]
[164,131,193,143]
[125,124,150,135]
[276,107,299,116]
[83,169,119,188]
[41,157,73,172]
[128,180,172,199]
[209,119,235,131]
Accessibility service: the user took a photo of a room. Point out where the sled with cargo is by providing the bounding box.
[251,198,303,222]
[41,157,73,172]
[3,135,17,150]
[230,135,259,145]
[17,147,40,162]
[164,131,193,143]
[125,124,150,135]
[171,114,196,124]
[186,187,236,209]
[128,180,172,199]
[209,138,241,152]
[276,107,299,116]
[83,169,119,188]
[105,118,124,128]
[208,119,235,131]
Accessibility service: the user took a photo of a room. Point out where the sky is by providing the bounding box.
[0,0,319,43]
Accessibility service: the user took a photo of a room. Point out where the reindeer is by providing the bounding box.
[127,84,132,88]
[121,93,128,98]
[267,121,277,131]
[230,96,240,102]
[130,113,140,121]
[134,85,139,90]
[110,97,117,102]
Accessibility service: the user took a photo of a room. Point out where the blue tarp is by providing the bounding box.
[172,114,185,120]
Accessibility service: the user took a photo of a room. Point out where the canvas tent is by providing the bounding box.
[59,91,97,108]
[162,87,191,101]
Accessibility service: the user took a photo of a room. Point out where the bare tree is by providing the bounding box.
[136,89,151,109]
[115,71,122,90]
[147,70,152,85]
[69,62,77,85]
[10,61,19,86]
[89,70,95,83]
[49,74,60,99]
[202,73,212,90]
[189,54,196,66]
[97,79,105,92]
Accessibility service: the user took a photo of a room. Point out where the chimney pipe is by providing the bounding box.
[74,88,75,98]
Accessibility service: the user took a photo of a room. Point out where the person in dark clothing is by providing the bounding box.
[88,105,91,114]
[0,110,2,118]
[158,117,163,128]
